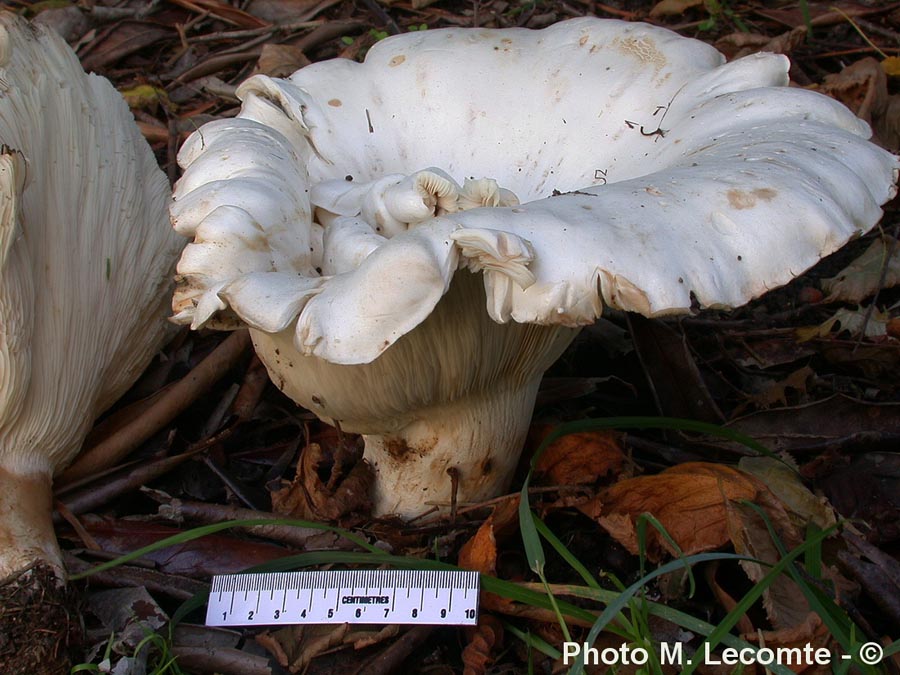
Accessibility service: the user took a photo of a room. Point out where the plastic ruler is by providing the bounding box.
[206,569,480,627]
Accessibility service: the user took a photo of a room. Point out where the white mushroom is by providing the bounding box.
[0,13,183,578]
[170,18,899,518]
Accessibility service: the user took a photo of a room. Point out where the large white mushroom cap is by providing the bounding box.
[171,18,898,516]
[0,13,184,574]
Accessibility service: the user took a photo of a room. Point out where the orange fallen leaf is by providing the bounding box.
[649,0,704,18]
[588,462,766,561]
[458,511,514,613]
[532,428,627,486]
[458,514,498,577]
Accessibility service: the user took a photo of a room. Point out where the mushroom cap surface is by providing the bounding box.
[172,17,899,365]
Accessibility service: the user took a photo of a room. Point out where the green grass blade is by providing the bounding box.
[677,524,835,675]
[567,552,773,675]
[69,517,381,581]
[533,516,601,590]
[504,623,561,659]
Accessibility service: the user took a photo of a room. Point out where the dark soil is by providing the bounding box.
[0,563,83,675]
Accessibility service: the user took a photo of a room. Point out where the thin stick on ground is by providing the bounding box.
[59,330,251,485]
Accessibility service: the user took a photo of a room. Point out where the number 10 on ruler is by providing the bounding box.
[206,570,480,626]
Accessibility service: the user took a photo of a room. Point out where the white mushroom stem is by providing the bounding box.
[362,380,543,514]
[0,467,60,578]
[250,271,577,517]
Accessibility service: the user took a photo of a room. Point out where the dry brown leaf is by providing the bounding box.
[589,463,766,561]
[649,0,704,18]
[458,514,498,576]
[888,317,900,340]
[253,43,312,78]
[726,499,810,630]
[254,622,400,671]
[878,95,900,150]
[246,0,322,23]
[289,624,349,673]
[32,6,89,44]
[80,21,172,72]
[270,441,372,521]
[822,236,900,303]
[715,26,805,60]
[817,57,900,150]
[533,429,627,486]
[796,306,891,341]
[458,512,515,613]
[704,563,756,635]
[461,615,504,675]
[738,457,836,531]
[819,57,885,122]
[345,624,400,649]
[737,366,814,414]
[872,94,900,153]
[256,629,291,668]
[742,613,833,675]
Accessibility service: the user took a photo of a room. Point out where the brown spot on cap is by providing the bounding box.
[327,99,342,107]
[389,55,406,67]
[727,187,777,210]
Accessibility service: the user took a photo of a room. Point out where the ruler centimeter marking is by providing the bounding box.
[206,570,480,627]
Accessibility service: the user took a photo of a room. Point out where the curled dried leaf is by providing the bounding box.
[817,57,900,149]
[822,236,900,304]
[254,43,312,78]
[270,441,373,521]
[726,498,809,630]
[458,514,497,577]
[796,306,891,341]
[457,511,515,613]
[462,615,504,675]
[738,457,836,531]
[588,463,768,561]
[743,613,833,675]
[715,26,805,60]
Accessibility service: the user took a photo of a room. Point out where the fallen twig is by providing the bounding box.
[353,625,435,675]
[59,330,251,485]
[64,552,207,600]
[145,489,355,551]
